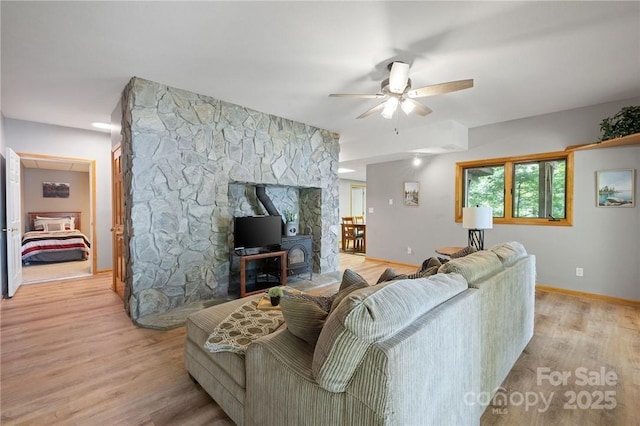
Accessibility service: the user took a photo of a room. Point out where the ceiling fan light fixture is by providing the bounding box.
[329,62,473,121]
[381,97,399,119]
[400,98,416,115]
[388,62,410,93]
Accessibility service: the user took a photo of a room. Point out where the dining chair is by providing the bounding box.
[342,216,364,252]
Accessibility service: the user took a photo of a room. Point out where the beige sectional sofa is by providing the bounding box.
[184,241,535,425]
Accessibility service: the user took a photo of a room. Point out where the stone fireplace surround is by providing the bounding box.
[121,77,340,323]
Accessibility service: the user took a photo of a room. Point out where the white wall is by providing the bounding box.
[4,119,112,271]
[366,97,640,300]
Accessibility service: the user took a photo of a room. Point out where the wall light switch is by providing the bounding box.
[389,199,393,205]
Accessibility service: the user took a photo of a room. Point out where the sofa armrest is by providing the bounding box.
[245,330,348,426]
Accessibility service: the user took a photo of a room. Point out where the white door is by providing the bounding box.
[5,148,22,297]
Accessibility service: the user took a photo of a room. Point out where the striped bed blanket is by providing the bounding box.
[21,230,91,263]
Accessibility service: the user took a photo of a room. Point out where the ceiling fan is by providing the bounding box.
[329,61,474,120]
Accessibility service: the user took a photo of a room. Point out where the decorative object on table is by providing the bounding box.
[283,209,298,236]
[268,286,283,306]
[462,206,493,250]
[257,295,281,311]
[42,182,70,198]
[403,181,420,206]
[599,106,640,142]
[596,169,635,207]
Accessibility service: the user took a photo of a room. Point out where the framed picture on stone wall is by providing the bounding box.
[403,181,419,206]
[43,182,70,198]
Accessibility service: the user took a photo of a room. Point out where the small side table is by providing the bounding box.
[435,246,465,258]
[239,250,287,297]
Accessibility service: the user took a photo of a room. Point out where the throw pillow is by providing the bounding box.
[338,268,368,291]
[406,257,442,278]
[280,293,333,346]
[376,268,408,284]
[331,269,369,312]
[407,265,440,279]
[450,246,478,258]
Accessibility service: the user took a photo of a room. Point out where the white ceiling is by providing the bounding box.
[2,1,640,180]
[21,158,90,173]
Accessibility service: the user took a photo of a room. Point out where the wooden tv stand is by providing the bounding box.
[239,250,287,297]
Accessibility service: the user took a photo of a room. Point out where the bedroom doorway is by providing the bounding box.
[17,153,96,285]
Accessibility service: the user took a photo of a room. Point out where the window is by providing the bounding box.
[456,151,573,226]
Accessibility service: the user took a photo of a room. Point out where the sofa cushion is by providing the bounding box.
[489,241,528,266]
[313,272,468,392]
[280,293,333,346]
[186,294,263,390]
[438,250,503,287]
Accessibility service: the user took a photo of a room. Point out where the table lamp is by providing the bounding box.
[462,206,493,250]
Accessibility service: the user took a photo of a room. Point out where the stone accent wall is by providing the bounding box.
[120,77,340,322]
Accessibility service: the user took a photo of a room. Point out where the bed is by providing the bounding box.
[21,212,91,264]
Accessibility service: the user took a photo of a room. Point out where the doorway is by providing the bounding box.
[17,153,96,284]
[350,184,366,218]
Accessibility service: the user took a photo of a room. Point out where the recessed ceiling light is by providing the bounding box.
[338,168,355,174]
[412,156,422,166]
[91,122,112,130]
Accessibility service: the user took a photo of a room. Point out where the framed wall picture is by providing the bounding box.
[403,181,420,206]
[43,182,70,198]
[596,169,635,207]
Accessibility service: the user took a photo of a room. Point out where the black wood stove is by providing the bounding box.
[280,235,313,280]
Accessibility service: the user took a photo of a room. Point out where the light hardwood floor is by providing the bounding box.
[1,254,638,425]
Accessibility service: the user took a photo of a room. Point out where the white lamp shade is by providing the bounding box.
[381,97,399,119]
[463,207,493,230]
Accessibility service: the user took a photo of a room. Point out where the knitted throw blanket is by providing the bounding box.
[204,298,284,355]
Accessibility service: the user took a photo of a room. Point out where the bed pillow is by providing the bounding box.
[35,216,75,231]
[44,222,65,232]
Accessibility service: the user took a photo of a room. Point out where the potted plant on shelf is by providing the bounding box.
[599,105,640,142]
[283,209,298,237]
[268,287,283,306]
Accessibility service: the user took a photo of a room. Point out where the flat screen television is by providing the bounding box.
[233,215,282,250]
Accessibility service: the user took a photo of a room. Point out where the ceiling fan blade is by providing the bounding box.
[388,62,410,94]
[402,98,432,116]
[407,79,474,98]
[329,93,385,99]
[356,102,386,119]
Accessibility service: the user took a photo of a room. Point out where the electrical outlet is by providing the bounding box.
[407,247,413,255]
[368,207,374,214]
[576,267,584,277]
